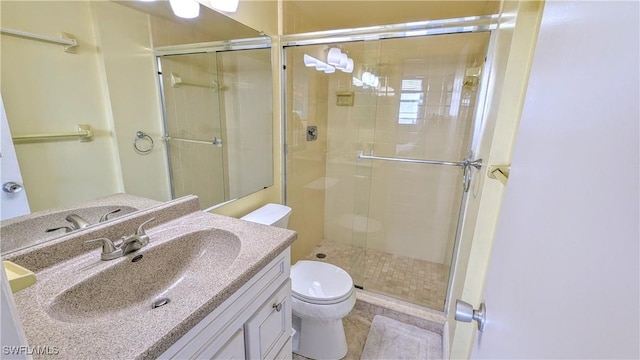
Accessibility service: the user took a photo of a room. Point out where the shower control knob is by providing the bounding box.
[3,181,23,194]
[455,300,486,331]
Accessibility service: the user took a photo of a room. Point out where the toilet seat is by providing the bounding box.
[291,261,354,305]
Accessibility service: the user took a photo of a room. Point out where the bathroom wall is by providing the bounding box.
[90,1,172,203]
[285,45,330,262]
[283,1,500,34]
[0,1,122,212]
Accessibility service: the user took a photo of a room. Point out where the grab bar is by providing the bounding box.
[1,27,78,53]
[170,73,217,89]
[12,124,93,143]
[357,151,481,169]
[162,136,223,147]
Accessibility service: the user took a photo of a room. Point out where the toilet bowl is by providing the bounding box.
[290,260,356,359]
[241,204,356,360]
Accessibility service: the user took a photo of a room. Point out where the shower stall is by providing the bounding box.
[283,18,493,312]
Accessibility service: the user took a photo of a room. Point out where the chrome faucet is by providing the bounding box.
[46,226,73,233]
[85,218,155,261]
[66,214,91,230]
[99,208,121,223]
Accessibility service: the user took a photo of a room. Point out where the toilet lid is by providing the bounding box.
[291,261,354,304]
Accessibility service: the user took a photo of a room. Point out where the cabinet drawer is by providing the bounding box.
[245,279,292,360]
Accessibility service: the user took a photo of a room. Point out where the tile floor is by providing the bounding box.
[305,240,448,311]
[292,297,445,360]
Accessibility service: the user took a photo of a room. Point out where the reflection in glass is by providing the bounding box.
[158,48,273,210]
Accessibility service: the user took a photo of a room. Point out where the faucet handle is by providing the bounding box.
[99,208,122,222]
[85,237,117,254]
[46,226,73,233]
[136,218,155,237]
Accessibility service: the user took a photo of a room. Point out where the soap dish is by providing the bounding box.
[3,261,36,293]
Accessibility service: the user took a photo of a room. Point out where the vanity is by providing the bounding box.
[2,195,296,359]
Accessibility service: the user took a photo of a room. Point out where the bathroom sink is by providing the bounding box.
[1,205,139,253]
[46,228,241,323]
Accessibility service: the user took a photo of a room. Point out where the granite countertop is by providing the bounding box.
[11,210,296,360]
[1,193,162,254]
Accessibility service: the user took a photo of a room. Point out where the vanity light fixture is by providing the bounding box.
[304,54,317,67]
[327,47,354,73]
[304,53,346,75]
[169,0,200,18]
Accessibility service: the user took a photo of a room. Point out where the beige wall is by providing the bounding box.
[283,1,500,34]
[448,1,544,357]
[0,1,122,212]
[204,0,280,36]
[285,45,329,263]
[91,1,172,203]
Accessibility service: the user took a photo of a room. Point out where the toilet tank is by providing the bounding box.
[240,203,292,229]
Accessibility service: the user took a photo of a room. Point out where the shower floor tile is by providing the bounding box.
[305,241,448,311]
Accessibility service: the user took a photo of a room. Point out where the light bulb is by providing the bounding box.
[341,58,354,73]
[324,65,336,74]
[304,54,317,67]
[337,54,348,69]
[169,0,200,18]
[327,48,342,66]
[362,72,372,85]
[315,61,328,71]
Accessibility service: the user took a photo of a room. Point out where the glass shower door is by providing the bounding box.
[158,53,227,209]
[356,32,490,310]
[285,40,372,287]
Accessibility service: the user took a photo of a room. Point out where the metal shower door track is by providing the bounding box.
[281,14,498,46]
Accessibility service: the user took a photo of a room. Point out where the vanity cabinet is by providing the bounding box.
[160,249,292,360]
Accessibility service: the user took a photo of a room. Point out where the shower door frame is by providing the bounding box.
[281,15,499,313]
[153,37,271,212]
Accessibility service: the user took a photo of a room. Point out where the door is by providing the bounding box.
[0,93,30,220]
[469,1,639,358]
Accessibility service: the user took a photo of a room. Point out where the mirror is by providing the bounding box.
[0,1,273,251]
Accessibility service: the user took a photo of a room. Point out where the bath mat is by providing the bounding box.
[360,315,442,360]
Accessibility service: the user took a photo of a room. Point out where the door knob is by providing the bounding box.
[3,182,23,194]
[455,300,486,331]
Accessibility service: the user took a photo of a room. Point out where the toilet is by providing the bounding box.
[241,204,356,360]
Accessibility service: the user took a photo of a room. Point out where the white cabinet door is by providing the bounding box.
[245,279,292,360]
[470,1,639,358]
[209,328,246,360]
[0,94,30,220]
